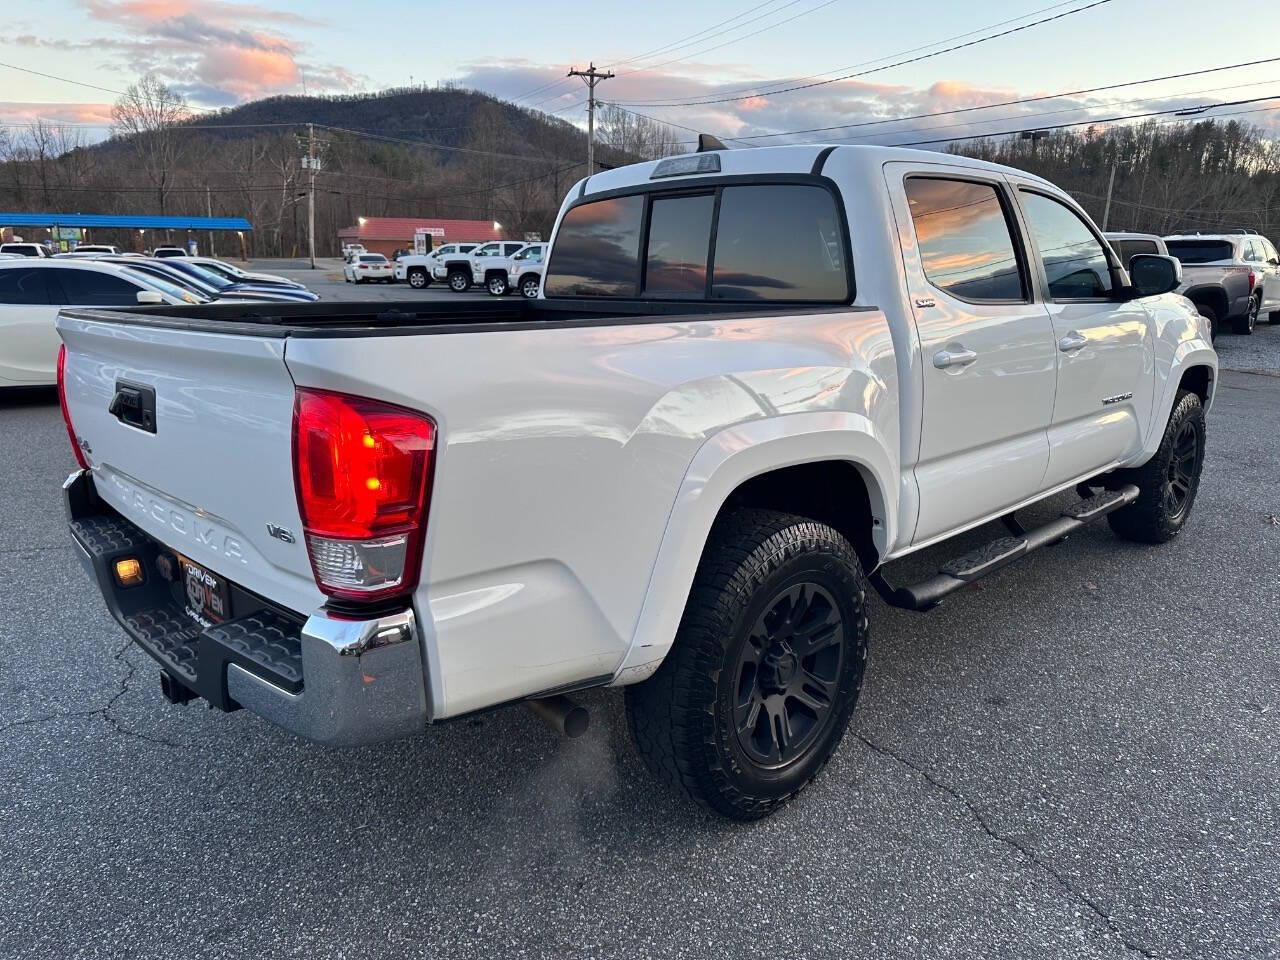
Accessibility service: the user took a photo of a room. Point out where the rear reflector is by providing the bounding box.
[293,388,436,603]
[57,344,89,470]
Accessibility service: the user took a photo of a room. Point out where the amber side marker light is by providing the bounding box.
[114,557,144,588]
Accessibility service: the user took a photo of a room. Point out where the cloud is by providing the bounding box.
[0,102,115,126]
[0,0,356,107]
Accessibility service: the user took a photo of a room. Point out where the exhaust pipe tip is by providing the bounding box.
[524,694,590,738]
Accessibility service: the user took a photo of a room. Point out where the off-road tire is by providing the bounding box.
[407,268,429,289]
[1107,389,1206,544]
[626,509,869,820]
[1233,294,1260,335]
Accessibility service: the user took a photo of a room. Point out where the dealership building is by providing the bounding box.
[336,217,506,258]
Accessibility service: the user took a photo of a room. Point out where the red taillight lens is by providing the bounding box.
[293,388,436,603]
[1248,270,1257,293]
[57,344,89,470]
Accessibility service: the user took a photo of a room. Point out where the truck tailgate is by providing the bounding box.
[58,312,322,616]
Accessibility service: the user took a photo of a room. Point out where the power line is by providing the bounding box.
[885,94,1280,147]
[715,56,1280,142]
[614,0,1114,107]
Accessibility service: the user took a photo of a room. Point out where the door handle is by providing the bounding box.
[1058,332,1088,352]
[933,348,978,369]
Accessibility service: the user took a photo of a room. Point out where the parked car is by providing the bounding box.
[0,242,50,258]
[71,244,120,255]
[394,243,480,289]
[152,246,188,258]
[505,243,547,298]
[159,258,320,302]
[1164,231,1279,335]
[343,253,394,283]
[0,259,195,388]
[187,257,305,290]
[57,144,1215,819]
[441,240,526,293]
[95,257,309,305]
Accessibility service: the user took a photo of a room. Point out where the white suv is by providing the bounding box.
[0,242,50,258]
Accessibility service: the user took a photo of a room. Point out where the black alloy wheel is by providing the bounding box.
[733,582,845,768]
[1164,418,1199,522]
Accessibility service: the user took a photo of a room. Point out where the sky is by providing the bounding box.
[2,0,1278,148]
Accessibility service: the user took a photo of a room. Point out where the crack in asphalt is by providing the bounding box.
[0,640,187,750]
[856,733,1158,960]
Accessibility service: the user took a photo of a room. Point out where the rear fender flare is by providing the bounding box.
[613,411,896,683]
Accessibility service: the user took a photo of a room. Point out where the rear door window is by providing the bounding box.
[711,185,846,301]
[644,193,714,297]
[905,177,1025,302]
[1019,191,1113,299]
[48,268,143,305]
[544,194,645,298]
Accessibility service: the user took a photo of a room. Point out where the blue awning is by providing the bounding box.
[0,213,252,231]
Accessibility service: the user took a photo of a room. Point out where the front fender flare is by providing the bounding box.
[1141,341,1218,458]
[612,411,896,684]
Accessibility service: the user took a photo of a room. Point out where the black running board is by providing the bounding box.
[870,484,1140,611]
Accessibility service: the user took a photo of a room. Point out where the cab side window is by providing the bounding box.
[1019,192,1113,299]
[905,177,1025,302]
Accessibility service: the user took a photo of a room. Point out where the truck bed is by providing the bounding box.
[66,296,850,339]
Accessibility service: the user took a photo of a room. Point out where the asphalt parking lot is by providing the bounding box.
[1,295,1277,959]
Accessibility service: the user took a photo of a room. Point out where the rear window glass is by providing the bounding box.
[1166,240,1234,263]
[544,195,644,298]
[711,185,846,301]
[906,177,1024,301]
[645,194,714,297]
[359,255,387,263]
[1112,239,1159,266]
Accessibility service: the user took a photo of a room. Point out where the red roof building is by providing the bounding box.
[336,217,505,257]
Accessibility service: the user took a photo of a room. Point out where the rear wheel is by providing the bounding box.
[1233,294,1260,335]
[448,270,470,293]
[521,276,540,299]
[1269,307,1280,325]
[1107,389,1205,544]
[626,509,869,820]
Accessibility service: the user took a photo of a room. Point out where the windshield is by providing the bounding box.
[121,269,205,303]
[1166,239,1235,264]
[163,259,233,289]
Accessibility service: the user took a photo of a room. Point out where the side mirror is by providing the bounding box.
[135,290,165,305]
[1129,254,1181,297]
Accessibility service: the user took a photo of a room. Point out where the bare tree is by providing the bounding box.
[111,74,189,215]
[597,104,684,161]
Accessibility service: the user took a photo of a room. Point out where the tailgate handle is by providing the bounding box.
[109,381,157,434]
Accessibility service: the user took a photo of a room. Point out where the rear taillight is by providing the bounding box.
[1248,270,1257,293]
[292,388,436,603]
[57,344,89,470]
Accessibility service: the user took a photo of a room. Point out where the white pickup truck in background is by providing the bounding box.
[393,242,479,289]
[57,144,1215,819]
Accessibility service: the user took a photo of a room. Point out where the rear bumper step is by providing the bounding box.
[64,470,429,746]
[871,485,1140,611]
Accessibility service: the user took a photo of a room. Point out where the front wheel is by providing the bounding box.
[521,276,540,299]
[448,271,470,293]
[407,268,429,289]
[1107,389,1206,544]
[487,274,508,296]
[626,509,869,820]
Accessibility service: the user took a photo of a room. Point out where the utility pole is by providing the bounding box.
[206,184,216,258]
[307,122,316,269]
[568,62,614,174]
[1101,163,1117,231]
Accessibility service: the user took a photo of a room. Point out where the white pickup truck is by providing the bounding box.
[57,144,1216,820]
